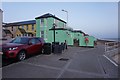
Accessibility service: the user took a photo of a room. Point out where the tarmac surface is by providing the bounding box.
[2,44,119,79]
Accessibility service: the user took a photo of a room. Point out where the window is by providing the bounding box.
[32,24,34,31]
[41,18,44,27]
[22,25,24,29]
[29,39,40,45]
[63,23,64,28]
[41,31,44,38]
[11,26,13,31]
[63,23,66,28]
[10,37,29,44]
[26,25,28,30]
[35,39,40,43]
[29,39,36,44]
[65,24,68,27]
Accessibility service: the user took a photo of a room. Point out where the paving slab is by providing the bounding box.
[2,62,60,78]
[23,54,68,69]
[68,53,104,74]
[60,70,105,78]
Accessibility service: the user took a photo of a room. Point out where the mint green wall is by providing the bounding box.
[74,32,83,39]
[36,17,67,44]
[67,30,74,45]
[55,30,66,43]
[79,36,95,47]
[45,18,54,43]
[54,30,73,45]
[36,19,40,37]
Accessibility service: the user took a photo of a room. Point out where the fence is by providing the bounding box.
[105,41,119,58]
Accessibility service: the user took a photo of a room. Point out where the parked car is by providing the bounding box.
[2,37,45,61]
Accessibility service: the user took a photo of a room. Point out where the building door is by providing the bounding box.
[73,39,79,47]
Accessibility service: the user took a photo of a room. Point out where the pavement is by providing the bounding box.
[112,54,120,64]
[2,44,119,79]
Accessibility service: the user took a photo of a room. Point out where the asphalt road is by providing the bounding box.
[2,44,119,78]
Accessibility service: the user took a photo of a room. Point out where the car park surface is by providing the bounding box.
[2,44,118,78]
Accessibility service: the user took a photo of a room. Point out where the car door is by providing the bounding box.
[27,38,42,54]
[34,38,43,52]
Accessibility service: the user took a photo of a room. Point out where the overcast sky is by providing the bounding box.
[1,2,118,39]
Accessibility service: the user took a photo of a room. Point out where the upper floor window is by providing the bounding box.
[41,18,44,27]
[22,25,24,29]
[26,25,28,30]
[11,26,13,31]
[32,24,34,31]
[65,24,67,27]
[63,23,66,28]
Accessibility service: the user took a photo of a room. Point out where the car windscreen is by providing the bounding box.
[10,37,29,44]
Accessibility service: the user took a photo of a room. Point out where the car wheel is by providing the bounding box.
[17,51,26,61]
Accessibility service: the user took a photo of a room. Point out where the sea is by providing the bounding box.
[102,38,120,42]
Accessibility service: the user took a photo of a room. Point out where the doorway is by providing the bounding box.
[73,39,79,47]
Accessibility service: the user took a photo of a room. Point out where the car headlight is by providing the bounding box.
[9,47,18,50]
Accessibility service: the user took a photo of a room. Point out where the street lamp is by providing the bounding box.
[53,23,57,43]
[62,9,68,27]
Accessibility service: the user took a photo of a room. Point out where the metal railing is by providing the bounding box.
[105,41,119,57]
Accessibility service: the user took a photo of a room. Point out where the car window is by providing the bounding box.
[36,38,45,43]
[29,39,40,45]
[40,38,45,43]
[29,39,36,45]
[10,37,29,44]
[35,39,40,44]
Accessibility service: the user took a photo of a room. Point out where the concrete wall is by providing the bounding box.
[0,9,3,80]
[0,9,3,43]
[79,36,95,47]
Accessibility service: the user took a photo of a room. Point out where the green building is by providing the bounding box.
[35,13,68,43]
[35,13,96,47]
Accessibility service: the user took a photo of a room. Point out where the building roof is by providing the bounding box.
[72,30,84,33]
[3,20,36,27]
[35,13,66,23]
[49,28,68,30]
[3,23,21,27]
[3,29,12,34]
[17,20,36,25]
[18,28,27,34]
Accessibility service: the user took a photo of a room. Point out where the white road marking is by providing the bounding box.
[103,55,118,67]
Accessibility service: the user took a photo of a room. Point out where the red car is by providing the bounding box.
[2,37,45,61]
